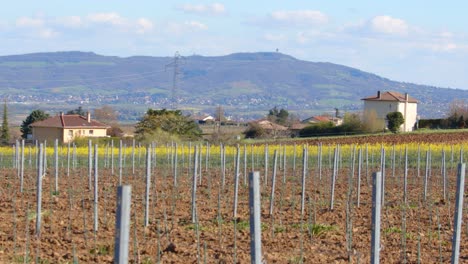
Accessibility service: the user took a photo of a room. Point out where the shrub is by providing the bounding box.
[386,112,405,133]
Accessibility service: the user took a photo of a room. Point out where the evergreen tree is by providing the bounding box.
[67,106,86,116]
[386,111,405,133]
[21,109,50,139]
[135,109,202,142]
[267,106,289,125]
[0,100,10,145]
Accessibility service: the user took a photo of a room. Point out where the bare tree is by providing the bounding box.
[362,109,385,132]
[447,99,468,128]
[94,105,118,125]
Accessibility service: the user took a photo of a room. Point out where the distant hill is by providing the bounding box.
[0,51,466,122]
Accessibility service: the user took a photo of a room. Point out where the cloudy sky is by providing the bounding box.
[1,1,467,89]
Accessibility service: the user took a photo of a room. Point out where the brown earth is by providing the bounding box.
[292,130,468,145]
[0,139,467,263]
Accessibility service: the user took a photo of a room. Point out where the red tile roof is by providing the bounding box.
[362,91,418,103]
[31,114,110,128]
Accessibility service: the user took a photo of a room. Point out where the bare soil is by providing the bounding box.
[1,132,468,263]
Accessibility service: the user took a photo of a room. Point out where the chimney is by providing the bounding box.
[405,93,409,101]
[377,91,381,99]
[87,112,91,123]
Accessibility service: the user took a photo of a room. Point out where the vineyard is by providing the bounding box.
[1,132,468,263]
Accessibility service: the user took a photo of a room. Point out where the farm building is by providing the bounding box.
[30,112,110,143]
[302,115,343,126]
[192,114,216,124]
[361,91,418,132]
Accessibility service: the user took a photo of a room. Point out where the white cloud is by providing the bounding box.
[296,32,308,44]
[185,21,208,30]
[88,12,127,26]
[166,20,208,35]
[57,16,83,28]
[38,28,58,39]
[136,18,154,34]
[370,15,408,35]
[16,17,44,27]
[269,10,328,26]
[263,33,286,42]
[178,3,226,15]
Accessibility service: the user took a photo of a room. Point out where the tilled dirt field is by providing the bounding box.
[292,130,468,145]
[0,158,467,263]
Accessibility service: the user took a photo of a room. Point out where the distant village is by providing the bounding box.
[17,89,467,145]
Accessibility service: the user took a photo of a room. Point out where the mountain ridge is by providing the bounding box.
[0,51,466,121]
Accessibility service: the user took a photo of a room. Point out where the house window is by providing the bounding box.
[89,130,94,135]
[68,130,73,138]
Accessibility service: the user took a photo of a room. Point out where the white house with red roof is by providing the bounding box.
[30,112,110,143]
[361,91,418,132]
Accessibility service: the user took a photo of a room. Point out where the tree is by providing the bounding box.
[215,105,226,122]
[458,115,466,128]
[21,110,50,139]
[386,111,405,133]
[94,105,118,124]
[362,109,385,132]
[0,100,9,145]
[135,109,202,142]
[447,99,468,128]
[243,123,266,139]
[94,105,122,136]
[67,106,86,116]
[267,106,289,125]
[340,112,362,132]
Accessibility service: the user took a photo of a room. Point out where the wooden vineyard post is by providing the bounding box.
[15,140,19,172]
[318,142,322,180]
[269,149,278,216]
[404,146,408,204]
[233,145,240,218]
[424,150,430,201]
[264,144,268,187]
[442,149,447,201]
[330,148,338,210]
[119,140,123,185]
[20,139,25,193]
[380,148,386,206]
[36,143,44,237]
[244,144,247,185]
[301,147,308,215]
[67,141,70,177]
[111,140,114,175]
[371,171,382,264]
[43,141,47,175]
[144,146,151,227]
[451,163,466,264]
[94,144,99,233]
[54,138,58,193]
[174,143,178,187]
[88,140,92,189]
[132,139,135,175]
[191,146,199,223]
[357,147,362,207]
[114,185,132,264]
[249,171,262,264]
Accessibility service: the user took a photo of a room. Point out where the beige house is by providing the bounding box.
[361,91,418,132]
[30,112,110,143]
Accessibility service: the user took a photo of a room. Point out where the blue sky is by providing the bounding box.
[1,1,467,89]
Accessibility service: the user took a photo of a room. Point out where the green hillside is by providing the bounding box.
[0,51,466,122]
